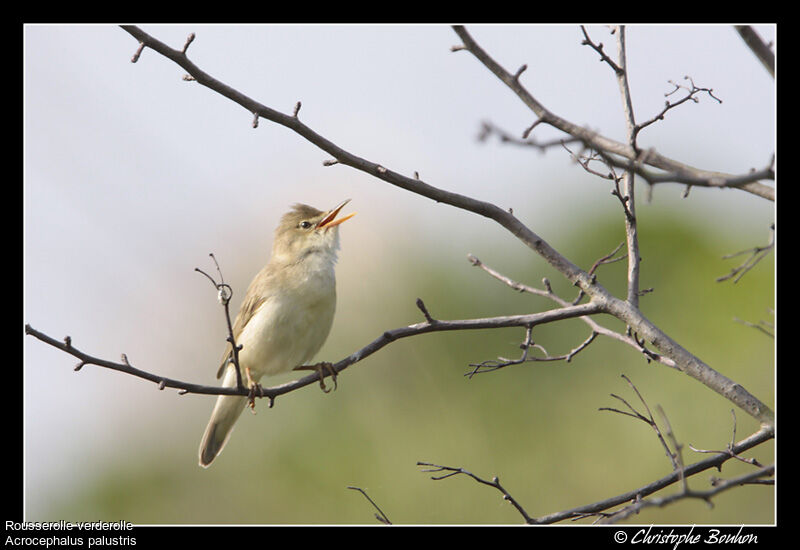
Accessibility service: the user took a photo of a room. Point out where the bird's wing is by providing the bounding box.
[215,267,273,379]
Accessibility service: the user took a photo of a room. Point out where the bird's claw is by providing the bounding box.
[294,361,338,393]
[245,367,264,412]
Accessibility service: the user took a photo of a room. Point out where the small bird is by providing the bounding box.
[199,200,355,467]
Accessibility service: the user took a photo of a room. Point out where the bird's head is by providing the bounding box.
[272,199,356,263]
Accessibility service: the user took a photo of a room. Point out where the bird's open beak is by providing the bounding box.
[317,199,356,229]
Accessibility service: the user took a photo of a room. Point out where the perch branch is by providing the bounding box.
[25,301,602,401]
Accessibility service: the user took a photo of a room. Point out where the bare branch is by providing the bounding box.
[717,224,775,283]
[415,297,436,324]
[635,76,723,141]
[734,25,775,78]
[477,121,580,151]
[595,148,775,192]
[561,141,617,180]
[533,425,773,524]
[195,253,246,391]
[733,315,774,339]
[600,374,679,470]
[418,425,772,524]
[598,463,774,524]
[466,324,599,376]
[612,26,642,308]
[450,25,774,201]
[116,26,600,296]
[688,410,765,468]
[417,462,535,524]
[588,241,627,275]
[130,42,145,63]
[347,486,392,524]
[580,25,623,75]
[181,32,195,54]
[25,324,248,398]
[25,301,602,402]
[466,252,676,369]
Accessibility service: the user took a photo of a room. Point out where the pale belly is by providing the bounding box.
[234,289,336,380]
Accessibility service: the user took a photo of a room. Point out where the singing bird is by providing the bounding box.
[199,200,355,467]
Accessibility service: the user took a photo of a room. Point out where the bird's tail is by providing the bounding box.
[198,367,248,468]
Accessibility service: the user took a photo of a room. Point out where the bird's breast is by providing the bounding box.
[235,266,337,379]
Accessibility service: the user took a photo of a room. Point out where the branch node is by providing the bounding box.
[181,32,195,54]
[416,298,436,324]
[521,119,542,139]
[579,26,623,75]
[131,42,145,63]
[292,101,302,118]
[217,284,232,306]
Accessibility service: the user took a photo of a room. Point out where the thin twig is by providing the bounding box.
[580,26,623,75]
[195,253,245,391]
[635,76,723,141]
[599,374,679,470]
[466,253,675,369]
[347,486,392,524]
[687,410,764,468]
[467,327,598,376]
[733,316,774,339]
[478,121,580,151]
[417,462,535,524]
[717,224,775,283]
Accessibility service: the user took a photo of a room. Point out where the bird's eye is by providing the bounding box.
[298,220,312,229]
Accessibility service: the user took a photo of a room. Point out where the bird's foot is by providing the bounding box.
[245,367,264,412]
[294,361,338,393]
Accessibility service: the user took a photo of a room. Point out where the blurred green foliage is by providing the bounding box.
[35,204,773,525]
